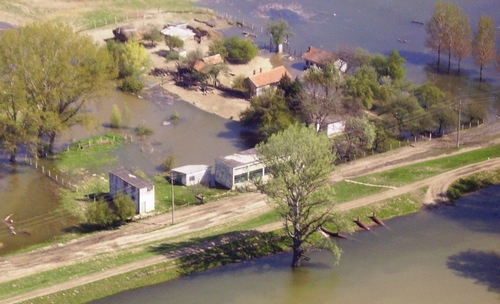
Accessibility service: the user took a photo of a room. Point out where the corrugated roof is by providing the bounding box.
[160,26,195,41]
[216,148,260,168]
[172,164,211,175]
[109,168,154,189]
[247,66,291,88]
[302,46,339,66]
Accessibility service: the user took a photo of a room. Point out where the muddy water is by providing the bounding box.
[94,187,500,304]
[0,89,249,255]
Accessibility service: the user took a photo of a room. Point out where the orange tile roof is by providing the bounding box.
[302,46,339,66]
[202,54,224,65]
[248,66,291,88]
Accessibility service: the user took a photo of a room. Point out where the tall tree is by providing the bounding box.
[426,2,448,72]
[256,124,343,268]
[266,19,293,53]
[2,22,117,155]
[472,15,498,82]
[451,12,472,75]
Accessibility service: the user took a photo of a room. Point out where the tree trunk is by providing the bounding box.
[457,58,461,75]
[291,239,303,268]
[447,50,451,74]
[437,45,441,72]
[479,64,484,82]
[9,146,17,163]
[48,131,57,155]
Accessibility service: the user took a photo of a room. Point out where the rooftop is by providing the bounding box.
[247,66,291,88]
[302,46,339,66]
[216,148,260,168]
[172,164,211,175]
[110,168,154,189]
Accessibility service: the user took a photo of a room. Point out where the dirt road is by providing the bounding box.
[1,122,500,303]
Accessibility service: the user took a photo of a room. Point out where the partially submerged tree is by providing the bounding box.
[451,12,472,75]
[266,19,293,53]
[472,15,498,82]
[256,124,343,268]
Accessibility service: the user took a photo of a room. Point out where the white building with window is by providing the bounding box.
[109,168,155,214]
[214,148,270,189]
[171,164,211,186]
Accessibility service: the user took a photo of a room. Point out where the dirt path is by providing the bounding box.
[1,122,500,303]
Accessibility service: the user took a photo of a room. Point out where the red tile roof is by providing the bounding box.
[302,46,339,66]
[247,66,291,88]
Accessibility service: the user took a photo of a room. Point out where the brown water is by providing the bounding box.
[94,187,500,304]
[0,89,249,255]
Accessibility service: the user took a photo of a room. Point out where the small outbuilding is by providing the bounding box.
[247,66,291,97]
[161,26,195,41]
[215,148,270,189]
[109,168,155,214]
[171,164,212,186]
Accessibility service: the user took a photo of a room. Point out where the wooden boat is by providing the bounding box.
[319,226,348,239]
[369,213,386,226]
[354,217,370,231]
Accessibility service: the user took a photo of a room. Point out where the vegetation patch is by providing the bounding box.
[447,168,500,203]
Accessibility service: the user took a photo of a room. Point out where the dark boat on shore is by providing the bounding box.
[354,217,370,231]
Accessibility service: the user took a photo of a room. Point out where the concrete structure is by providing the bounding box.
[247,66,291,97]
[109,168,155,214]
[215,148,270,189]
[302,46,347,73]
[171,164,212,186]
[193,54,224,72]
[161,26,195,41]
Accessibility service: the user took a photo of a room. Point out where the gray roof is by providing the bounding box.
[109,168,154,189]
[216,148,260,168]
[172,164,211,175]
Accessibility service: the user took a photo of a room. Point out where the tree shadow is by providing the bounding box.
[398,50,435,67]
[447,250,500,293]
[148,230,289,275]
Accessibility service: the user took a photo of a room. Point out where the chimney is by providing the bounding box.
[260,68,262,73]
[253,70,256,75]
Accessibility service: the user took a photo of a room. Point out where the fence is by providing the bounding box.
[23,155,78,192]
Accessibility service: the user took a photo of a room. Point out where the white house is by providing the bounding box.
[215,148,270,189]
[171,164,212,186]
[109,168,155,214]
[160,26,195,41]
[302,46,347,73]
[247,66,291,97]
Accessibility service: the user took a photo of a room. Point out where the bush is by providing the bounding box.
[170,110,180,121]
[223,36,259,64]
[110,104,122,128]
[120,76,145,93]
[166,51,180,61]
[162,154,177,173]
[86,199,116,227]
[135,122,154,136]
[113,192,136,222]
[231,74,250,94]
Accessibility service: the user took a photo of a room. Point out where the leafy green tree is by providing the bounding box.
[386,50,406,82]
[413,82,446,109]
[377,92,424,137]
[429,101,456,135]
[256,124,344,267]
[2,22,118,155]
[207,64,229,87]
[110,104,122,128]
[86,199,116,227]
[231,74,250,94]
[119,76,145,93]
[266,19,293,52]
[162,154,177,173]
[344,117,376,152]
[119,39,152,78]
[142,26,163,46]
[113,192,136,222]
[344,65,380,109]
[165,35,184,51]
[223,37,259,64]
[208,39,228,59]
[472,15,498,82]
[278,74,304,117]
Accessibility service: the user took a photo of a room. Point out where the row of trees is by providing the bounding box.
[0,22,119,162]
[426,2,498,81]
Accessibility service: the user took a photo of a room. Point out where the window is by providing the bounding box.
[189,175,195,182]
[264,167,271,175]
[234,173,248,184]
[249,169,263,180]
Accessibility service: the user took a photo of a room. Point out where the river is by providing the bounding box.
[94,186,500,304]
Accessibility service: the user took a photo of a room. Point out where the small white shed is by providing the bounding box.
[109,168,155,214]
[171,165,212,186]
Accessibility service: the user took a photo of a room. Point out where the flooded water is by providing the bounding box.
[0,89,249,255]
[201,0,500,84]
[94,186,500,304]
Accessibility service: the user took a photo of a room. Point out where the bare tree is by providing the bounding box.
[472,15,498,82]
[451,10,472,75]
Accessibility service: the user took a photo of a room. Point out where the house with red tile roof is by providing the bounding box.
[247,66,291,97]
[302,46,347,72]
[193,54,224,72]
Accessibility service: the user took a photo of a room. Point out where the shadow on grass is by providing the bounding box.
[447,250,500,293]
[149,230,288,274]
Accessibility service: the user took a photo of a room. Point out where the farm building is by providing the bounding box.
[109,168,155,214]
[161,25,195,41]
[215,148,270,189]
[193,54,224,72]
[171,164,212,186]
[247,66,291,97]
[302,46,347,73]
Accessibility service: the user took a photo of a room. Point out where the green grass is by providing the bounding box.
[330,180,387,203]
[353,145,500,187]
[447,168,500,203]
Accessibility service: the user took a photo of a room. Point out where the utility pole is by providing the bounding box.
[171,172,175,224]
[456,98,462,149]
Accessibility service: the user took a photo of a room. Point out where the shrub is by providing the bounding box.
[86,199,116,227]
[223,36,259,64]
[170,110,180,121]
[120,76,145,93]
[135,122,154,136]
[113,192,136,222]
[162,154,177,173]
[110,104,122,128]
[231,74,250,93]
[166,51,180,61]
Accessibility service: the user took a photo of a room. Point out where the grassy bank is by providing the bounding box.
[447,168,500,203]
